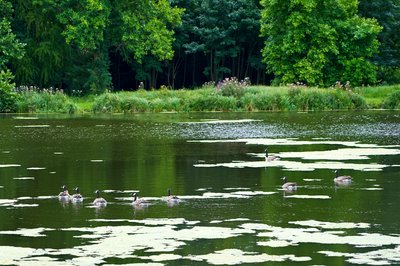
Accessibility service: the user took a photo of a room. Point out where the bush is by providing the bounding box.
[16,86,77,113]
[184,94,237,111]
[92,93,122,113]
[121,96,149,112]
[383,90,400,109]
[0,70,18,112]
[216,77,250,98]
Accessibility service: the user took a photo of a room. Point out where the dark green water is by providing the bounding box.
[0,111,399,265]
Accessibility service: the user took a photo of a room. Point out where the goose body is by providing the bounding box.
[334,170,352,184]
[71,187,83,203]
[163,188,180,204]
[132,192,149,207]
[265,148,280,162]
[93,190,107,206]
[282,177,297,191]
[58,185,70,200]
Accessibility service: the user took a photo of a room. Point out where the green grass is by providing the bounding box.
[354,85,400,108]
[10,84,400,114]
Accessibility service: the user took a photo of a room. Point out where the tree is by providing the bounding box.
[10,0,183,93]
[180,0,263,83]
[260,0,382,86]
[0,0,25,112]
[359,0,400,84]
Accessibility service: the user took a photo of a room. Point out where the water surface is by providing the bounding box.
[0,111,399,265]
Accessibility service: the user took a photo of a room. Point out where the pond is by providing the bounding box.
[0,111,399,265]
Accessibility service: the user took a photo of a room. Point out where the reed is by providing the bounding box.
[16,86,77,114]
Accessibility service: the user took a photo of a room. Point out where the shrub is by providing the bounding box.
[121,96,149,112]
[383,90,400,109]
[185,94,237,111]
[0,70,18,112]
[16,86,77,113]
[216,77,250,98]
[92,93,122,113]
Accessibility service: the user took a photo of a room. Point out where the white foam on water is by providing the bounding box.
[13,116,39,120]
[223,187,251,190]
[14,125,50,128]
[0,219,399,265]
[186,249,311,265]
[274,148,400,161]
[359,188,384,191]
[257,240,295,247]
[13,177,35,180]
[17,197,33,200]
[0,228,48,237]
[27,167,46,170]
[320,245,400,265]
[9,204,39,208]
[0,164,20,168]
[90,159,103,163]
[188,138,399,149]
[195,159,389,171]
[141,254,182,262]
[1,151,10,153]
[0,199,17,206]
[289,220,370,229]
[54,152,64,155]
[35,196,55,200]
[284,195,331,199]
[241,223,400,247]
[182,119,261,124]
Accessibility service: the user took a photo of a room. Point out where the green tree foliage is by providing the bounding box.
[179,0,263,82]
[260,0,382,86]
[359,0,400,84]
[0,0,24,112]
[11,0,182,93]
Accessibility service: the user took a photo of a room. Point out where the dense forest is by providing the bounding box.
[1,0,399,95]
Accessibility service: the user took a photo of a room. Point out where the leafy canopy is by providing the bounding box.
[260,0,382,86]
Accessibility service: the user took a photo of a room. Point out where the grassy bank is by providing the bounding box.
[8,84,400,114]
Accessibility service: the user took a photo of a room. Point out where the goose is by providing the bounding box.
[58,185,70,200]
[265,148,280,161]
[132,192,149,207]
[163,188,180,204]
[71,187,83,203]
[93,190,107,206]
[334,170,352,184]
[282,177,297,191]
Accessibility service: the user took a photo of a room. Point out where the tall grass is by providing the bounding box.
[16,86,77,114]
[91,86,369,113]
[12,84,400,113]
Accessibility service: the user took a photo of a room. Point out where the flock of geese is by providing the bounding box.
[58,148,352,205]
[265,148,353,192]
[58,187,179,207]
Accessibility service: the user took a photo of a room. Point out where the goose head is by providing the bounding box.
[131,192,138,201]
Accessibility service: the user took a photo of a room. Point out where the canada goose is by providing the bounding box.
[265,148,280,161]
[71,187,83,203]
[93,190,107,206]
[132,192,149,207]
[334,170,352,184]
[58,185,70,200]
[164,188,180,203]
[282,177,297,191]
